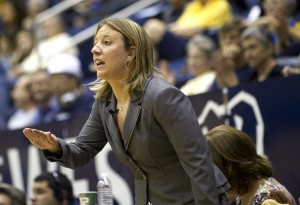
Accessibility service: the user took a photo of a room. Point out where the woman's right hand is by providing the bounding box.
[23,128,62,154]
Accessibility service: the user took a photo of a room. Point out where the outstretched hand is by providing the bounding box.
[23,128,62,153]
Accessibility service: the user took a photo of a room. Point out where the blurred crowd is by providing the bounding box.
[0,0,137,130]
[0,0,300,131]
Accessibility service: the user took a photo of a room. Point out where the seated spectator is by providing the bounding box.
[10,29,36,77]
[247,0,300,57]
[143,0,232,62]
[22,0,48,31]
[157,33,217,95]
[0,32,13,75]
[241,25,287,82]
[0,0,26,53]
[31,171,76,205]
[216,25,298,87]
[204,125,297,205]
[30,70,60,125]
[7,73,39,130]
[24,15,79,71]
[46,54,94,121]
[210,19,253,90]
[0,183,26,205]
[179,34,216,96]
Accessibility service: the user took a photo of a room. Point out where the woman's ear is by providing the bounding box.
[127,46,136,61]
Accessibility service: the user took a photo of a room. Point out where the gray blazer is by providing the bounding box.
[45,76,229,205]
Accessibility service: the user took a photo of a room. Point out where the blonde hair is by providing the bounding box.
[90,17,156,99]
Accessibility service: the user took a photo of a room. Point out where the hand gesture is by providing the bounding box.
[23,128,62,154]
[211,50,238,88]
[221,44,242,60]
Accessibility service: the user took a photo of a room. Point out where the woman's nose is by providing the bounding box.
[30,194,37,202]
[91,43,101,54]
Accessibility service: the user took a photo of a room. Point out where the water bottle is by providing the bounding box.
[97,173,113,205]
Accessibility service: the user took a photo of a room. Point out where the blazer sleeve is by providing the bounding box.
[153,86,219,204]
[44,101,108,168]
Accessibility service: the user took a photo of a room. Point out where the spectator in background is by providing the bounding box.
[210,19,253,90]
[0,32,13,74]
[7,73,38,130]
[31,172,76,205]
[0,183,26,205]
[166,34,216,96]
[30,70,59,125]
[180,34,216,96]
[10,29,36,77]
[144,0,232,62]
[22,0,48,31]
[241,25,286,82]
[248,0,300,57]
[24,15,79,71]
[39,15,78,62]
[47,54,94,122]
[215,25,295,88]
[205,125,297,205]
[0,0,26,51]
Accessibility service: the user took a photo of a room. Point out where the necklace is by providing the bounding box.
[117,97,129,112]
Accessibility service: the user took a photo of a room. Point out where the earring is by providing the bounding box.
[125,59,130,69]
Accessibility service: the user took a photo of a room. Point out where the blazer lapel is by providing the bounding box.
[123,101,141,150]
[102,95,126,153]
[123,76,153,150]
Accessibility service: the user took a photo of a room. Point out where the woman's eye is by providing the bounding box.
[104,40,110,45]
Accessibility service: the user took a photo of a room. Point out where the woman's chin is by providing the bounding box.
[96,72,105,79]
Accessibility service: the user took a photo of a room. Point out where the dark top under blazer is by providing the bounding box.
[45,76,229,205]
